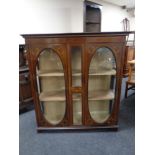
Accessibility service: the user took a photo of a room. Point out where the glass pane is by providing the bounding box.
[73,93,82,125]
[71,46,82,87]
[88,47,116,123]
[36,49,66,125]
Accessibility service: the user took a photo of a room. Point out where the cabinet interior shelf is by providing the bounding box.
[76,110,109,115]
[39,90,114,102]
[37,69,116,77]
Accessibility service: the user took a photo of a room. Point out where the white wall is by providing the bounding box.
[19,0,135,44]
[19,0,84,43]
[91,0,135,32]
[129,17,135,31]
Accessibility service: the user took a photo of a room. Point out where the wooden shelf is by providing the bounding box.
[39,90,80,101]
[39,91,66,101]
[72,70,81,76]
[37,69,116,77]
[77,110,109,116]
[89,69,116,76]
[37,70,64,77]
[39,90,114,102]
[73,69,116,76]
[89,90,114,100]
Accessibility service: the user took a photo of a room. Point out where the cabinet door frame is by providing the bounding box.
[26,44,70,127]
[67,43,86,125]
[84,42,125,126]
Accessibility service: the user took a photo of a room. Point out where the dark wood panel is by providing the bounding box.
[86,36,126,43]
[84,1,101,32]
[37,125,118,132]
[19,44,33,113]
[85,24,101,32]
[21,32,132,38]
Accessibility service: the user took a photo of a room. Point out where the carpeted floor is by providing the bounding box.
[19,79,135,155]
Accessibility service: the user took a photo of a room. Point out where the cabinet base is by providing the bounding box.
[37,125,118,133]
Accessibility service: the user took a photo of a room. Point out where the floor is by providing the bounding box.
[19,79,135,155]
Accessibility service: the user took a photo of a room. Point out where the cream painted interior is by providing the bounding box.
[37,49,66,125]
[43,101,65,125]
[71,46,82,87]
[88,47,116,123]
[73,94,82,125]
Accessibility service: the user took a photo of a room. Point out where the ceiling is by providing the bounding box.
[102,0,135,9]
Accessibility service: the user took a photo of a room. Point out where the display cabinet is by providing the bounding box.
[22,32,129,132]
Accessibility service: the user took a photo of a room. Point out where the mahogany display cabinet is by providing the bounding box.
[21,32,130,132]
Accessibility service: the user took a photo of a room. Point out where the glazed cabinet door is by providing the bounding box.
[85,43,123,126]
[28,45,69,127]
[67,44,85,125]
